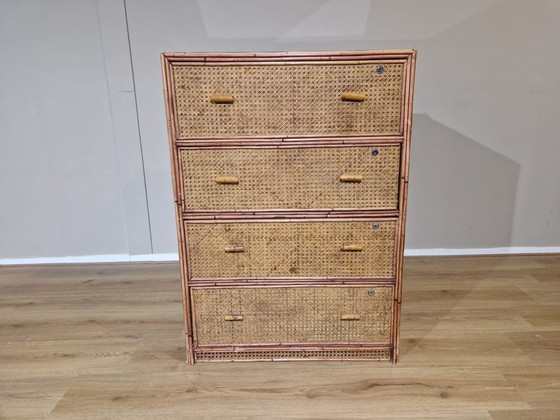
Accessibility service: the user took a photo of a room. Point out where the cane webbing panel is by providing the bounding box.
[173,63,404,138]
[192,286,393,345]
[196,348,391,362]
[181,146,400,211]
[186,220,396,279]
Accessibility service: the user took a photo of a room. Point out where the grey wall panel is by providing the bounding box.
[1,0,559,260]
[0,0,129,258]
[96,0,153,255]
[127,0,560,251]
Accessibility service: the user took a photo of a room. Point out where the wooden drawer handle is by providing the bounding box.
[341,314,361,321]
[224,315,243,321]
[224,245,244,253]
[341,245,363,252]
[210,95,234,104]
[341,92,365,102]
[340,174,363,183]
[215,176,238,184]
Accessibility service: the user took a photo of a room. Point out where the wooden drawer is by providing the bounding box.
[181,145,400,212]
[192,286,393,345]
[185,220,396,279]
[172,62,404,138]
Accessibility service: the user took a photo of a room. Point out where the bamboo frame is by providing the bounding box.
[182,210,401,219]
[392,50,417,363]
[175,137,404,147]
[189,279,395,287]
[161,50,416,364]
[196,342,392,350]
[162,55,195,364]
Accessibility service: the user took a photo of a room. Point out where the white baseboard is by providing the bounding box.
[404,247,560,256]
[1,247,558,266]
[0,253,179,266]
[129,253,179,262]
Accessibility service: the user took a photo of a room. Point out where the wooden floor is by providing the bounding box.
[1,255,559,419]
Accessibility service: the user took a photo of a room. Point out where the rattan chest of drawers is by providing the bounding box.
[161,50,416,363]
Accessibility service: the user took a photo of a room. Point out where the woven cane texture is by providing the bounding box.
[196,348,391,362]
[173,63,404,138]
[192,286,393,345]
[186,220,396,279]
[181,145,400,211]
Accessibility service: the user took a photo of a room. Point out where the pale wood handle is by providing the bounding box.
[210,95,234,104]
[215,176,239,184]
[341,314,361,321]
[341,92,365,102]
[341,245,363,252]
[224,245,244,253]
[340,174,363,183]
[224,315,243,321]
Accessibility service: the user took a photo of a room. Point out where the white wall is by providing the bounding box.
[0,0,133,259]
[1,0,559,262]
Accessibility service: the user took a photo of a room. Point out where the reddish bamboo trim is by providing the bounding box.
[179,210,194,364]
[166,53,409,59]
[183,210,400,219]
[189,285,200,350]
[390,294,397,362]
[392,218,400,277]
[175,133,403,141]
[170,58,409,66]
[197,344,392,351]
[164,59,182,166]
[190,276,395,281]
[391,74,406,364]
[196,356,389,363]
[391,50,416,364]
[161,56,180,201]
[183,210,400,220]
[164,53,412,63]
[176,143,402,149]
[189,281,395,288]
[163,49,413,57]
[175,139,404,148]
[176,146,188,223]
[399,64,406,136]
[183,216,398,224]
[392,53,415,363]
[161,54,194,364]
[196,342,392,349]
[184,210,396,215]
[176,136,404,142]
[203,57,407,63]
[176,134,404,141]
[189,278,396,287]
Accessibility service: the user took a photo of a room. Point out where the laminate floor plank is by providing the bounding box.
[0,255,558,418]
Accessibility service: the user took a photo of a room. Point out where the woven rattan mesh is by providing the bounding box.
[173,63,404,138]
[196,348,391,361]
[181,146,400,211]
[192,286,393,345]
[186,220,396,279]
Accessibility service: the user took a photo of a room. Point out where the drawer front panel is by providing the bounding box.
[173,63,404,138]
[186,220,396,279]
[181,145,400,211]
[192,286,393,345]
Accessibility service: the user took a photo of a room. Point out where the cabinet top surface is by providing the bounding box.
[162,50,416,62]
